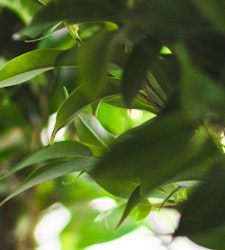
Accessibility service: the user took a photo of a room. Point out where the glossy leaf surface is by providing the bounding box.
[0,49,63,87]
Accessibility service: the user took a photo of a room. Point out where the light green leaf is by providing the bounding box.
[51,78,121,141]
[0,157,98,206]
[0,141,92,180]
[0,49,63,88]
[75,111,116,152]
[136,199,151,221]
[0,0,41,24]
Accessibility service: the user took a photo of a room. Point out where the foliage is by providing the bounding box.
[0,0,225,249]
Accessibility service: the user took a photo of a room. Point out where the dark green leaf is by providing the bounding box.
[125,0,210,37]
[194,0,225,35]
[78,31,118,99]
[94,112,218,196]
[89,171,138,199]
[121,36,161,104]
[175,160,225,243]
[178,44,225,121]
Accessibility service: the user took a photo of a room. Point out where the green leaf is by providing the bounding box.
[177,44,225,121]
[116,186,142,229]
[125,0,210,36]
[51,78,121,141]
[89,172,138,199]
[21,0,126,38]
[136,199,151,221]
[0,141,92,180]
[194,0,225,35]
[0,49,63,88]
[78,31,118,99]
[121,36,161,104]
[75,111,116,152]
[0,157,98,206]
[94,112,218,196]
[0,0,41,24]
[175,161,225,249]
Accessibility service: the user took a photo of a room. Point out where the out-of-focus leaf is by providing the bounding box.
[175,161,225,249]
[150,54,179,99]
[194,0,225,35]
[67,201,138,249]
[75,111,116,153]
[125,0,210,37]
[178,45,225,121]
[0,157,98,206]
[94,112,218,197]
[78,31,118,99]
[0,0,41,24]
[190,226,225,250]
[89,172,138,199]
[94,113,195,178]
[51,78,121,141]
[21,0,126,38]
[0,49,63,88]
[0,141,92,180]
[121,36,161,104]
[136,199,151,221]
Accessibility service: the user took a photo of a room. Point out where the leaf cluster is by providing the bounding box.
[0,0,225,249]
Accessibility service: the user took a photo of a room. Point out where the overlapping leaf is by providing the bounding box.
[74,111,116,154]
[0,157,98,206]
[0,141,92,180]
[121,36,162,104]
[20,0,126,38]
[78,31,119,99]
[51,78,121,141]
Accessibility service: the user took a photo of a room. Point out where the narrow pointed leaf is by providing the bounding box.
[116,186,142,229]
[75,111,116,151]
[0,157,98,206]
[121,36,161,104]
[51,78,121,141]
[0,49,63,88]
[0,141,92,180]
